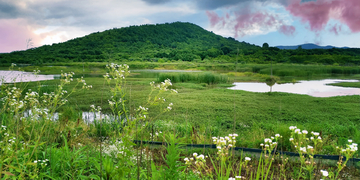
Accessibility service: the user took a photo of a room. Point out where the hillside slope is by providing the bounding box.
[0,22,259,64]
[1,22,360,65]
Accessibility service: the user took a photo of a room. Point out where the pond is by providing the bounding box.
[228,79,360,97]
[0,70,59,85]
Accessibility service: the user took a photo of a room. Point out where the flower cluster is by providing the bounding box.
[136,105,149,119]
[166,103,173,111]
[104,63,130,82]
[340,140,358,152]
[108,100,115,107]
[320,169,328,177]
[150,131,162,140]
[102,140,125,157]
[260,134,281,154]
[289,126,322,155]
[61,71,75,84]
[77,76,92,89]
[34,159,49,166]
[184,152,207,167]
[1,87,23,112]
[212,134,238,156]
[228,176,243,180]
[90,105,102,113]
[33,69,41,75]
[150,79,178,93]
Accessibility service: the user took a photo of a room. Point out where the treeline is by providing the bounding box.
[0,22,360,65]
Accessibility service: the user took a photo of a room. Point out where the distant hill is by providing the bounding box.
[276,43,350,50]
[1,22,360,66]
[0,22,259,64]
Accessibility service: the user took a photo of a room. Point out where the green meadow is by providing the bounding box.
[1,62,360,179]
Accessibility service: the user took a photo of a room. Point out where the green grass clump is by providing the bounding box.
[157,72,228,84]
[327,81,360,88]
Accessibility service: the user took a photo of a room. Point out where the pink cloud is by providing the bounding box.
[338,0,360,32]
[234,12,281,37]
[206,11,224,27]
[279,25,296,36]
[329,24,342,35]
[0,19,43,53]
[287,0,360,33]
[226,13,230,19]
[206,9,290,38]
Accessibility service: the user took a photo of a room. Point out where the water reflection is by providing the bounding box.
[24,110,123,123]
[229,79,360,97]
[0,70,58,85]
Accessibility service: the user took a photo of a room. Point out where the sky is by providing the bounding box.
[1,0,360,53]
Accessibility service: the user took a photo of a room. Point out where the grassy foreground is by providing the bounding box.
[22,71,360,150]
[1,63,360,179]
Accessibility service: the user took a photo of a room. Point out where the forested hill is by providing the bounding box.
[1,21,360,65]
[0,22,259,64]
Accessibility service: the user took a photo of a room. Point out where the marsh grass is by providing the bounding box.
[1,63,360,179]
[327,81,360,88]
[157,72,229,85]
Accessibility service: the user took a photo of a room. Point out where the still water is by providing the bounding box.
[229,79,360,97]
[0,70,58,85]
[24,110,123,123]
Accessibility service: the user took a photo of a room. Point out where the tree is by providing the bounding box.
[262,43,269,49]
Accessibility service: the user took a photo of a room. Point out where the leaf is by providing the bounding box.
[2,171,15,176]
[89,174,101,180]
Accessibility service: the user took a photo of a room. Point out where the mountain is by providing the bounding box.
[0,22,259,64]
[1,22,360,66]
[276,43,350,50]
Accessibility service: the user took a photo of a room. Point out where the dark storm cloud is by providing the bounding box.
[0,1,23,18]
[0,1,74,21]
[0,0,101,28]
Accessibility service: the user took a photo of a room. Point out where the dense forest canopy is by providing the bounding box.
[1,22,360,65]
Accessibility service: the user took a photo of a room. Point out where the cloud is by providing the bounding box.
[329,24,342,35]
[194,0,294,10]
[206,1,292,38]
[300,0,316,2]
[339,0,360,32]
[0,1,21,18]
[286,0,360,33]
[279,25,296,36]
[233,11,283,37]
[142,0,172,5]
[0,0,199,52]
[194,0,249,10]
[207,10,288,38]
[206,11,224,27]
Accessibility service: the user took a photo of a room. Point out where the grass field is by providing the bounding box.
[19,67,360,150]
[1,63,360,179]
